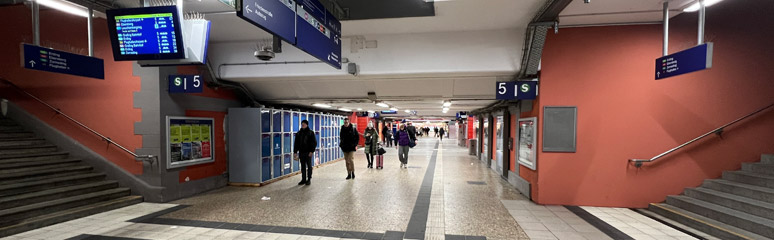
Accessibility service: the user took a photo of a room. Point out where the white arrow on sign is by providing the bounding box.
[245,5,252,14]
[28,60,35,67]
[657,72,661,78]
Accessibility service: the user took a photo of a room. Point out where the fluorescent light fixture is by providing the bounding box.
[442,101,452,107]
[390,107,399,111]
[38,0,89,17]
[404,110,411,113]
[367,110,375,113]
[356,108,363,111]
[442,107,450,112]
[338,108,352,112]
[312,103,331,108]
[376,102,390,108]
[683,0,723,12]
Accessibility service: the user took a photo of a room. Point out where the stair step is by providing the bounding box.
[0,195,142,237]
[0,119,19,126]
[0,132,35,139]
[0,181,119,210]
[0,144,57,155]
[0,173,105,197]
[684,187,774,220]
[0,165,92,184]
[649,203,770,240]
[723,171,774,189]
[743,163,774,175]
[763,154,774,164]
[666,195,774,237]
[703,179,774,204]
[0,138,46,147]
[0,188,131,225]
[0,162,82,174]
[0,158,81,170]
[0,126,24,132]
[0,152,69,163]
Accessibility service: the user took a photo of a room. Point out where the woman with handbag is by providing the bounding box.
[396,124,412,169]
[363,122,379,168]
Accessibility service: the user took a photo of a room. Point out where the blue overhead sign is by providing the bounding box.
[21,44,104,79]
[380,110,397,114]
[168,75,203,93]
[655,43,713,80]
[496,81,538,100]
[296,0,342,69]
[236,0,297,45]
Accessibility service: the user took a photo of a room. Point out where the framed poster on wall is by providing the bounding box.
[167,116,215,169]
[517,117,537,170]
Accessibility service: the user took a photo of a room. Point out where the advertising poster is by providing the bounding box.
[518,117,537,170]
[167,117,215,169]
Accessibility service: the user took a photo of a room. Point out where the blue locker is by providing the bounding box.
[292,133,299,172]
[314,115,320,131]
[300,113,307,126]
[261,134,271,157]
[261,110,271,133]
[284,154,292,175]
[272,110,282,132]
[283,111,291,132]
[283,133,291,154]
[273,134,282,156]
[262,157,272,181]
[273,155,282,178]
[292,112,300,132]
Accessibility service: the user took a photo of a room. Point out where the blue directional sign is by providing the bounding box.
[496,81,538,100]
[380,110,397,114]
[21,44,104,79]
[655,43,713,80]
[296,0,342,69]
[236,0,297,45]
[168,75,203,93]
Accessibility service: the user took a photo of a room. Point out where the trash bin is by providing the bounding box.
[468,139,477,156]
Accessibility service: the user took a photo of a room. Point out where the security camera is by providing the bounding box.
[254,50,274,61]
[583,0,590,3]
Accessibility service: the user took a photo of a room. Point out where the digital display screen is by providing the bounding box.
[107,6,186,61]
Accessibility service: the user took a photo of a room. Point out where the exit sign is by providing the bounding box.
[168,75,203,93]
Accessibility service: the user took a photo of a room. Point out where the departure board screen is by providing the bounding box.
[107,6,186,61]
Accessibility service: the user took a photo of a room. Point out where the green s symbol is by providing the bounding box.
[174,77,182,86]
[520,84,530,93]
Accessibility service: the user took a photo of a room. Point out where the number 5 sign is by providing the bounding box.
[496,81,538,100]
[168,75,204,93]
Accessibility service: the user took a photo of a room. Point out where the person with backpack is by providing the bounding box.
[396,124,412,168]
[363,122,379,168]
[382,124,392,147]
[340,118,359,180]
[293,120,317,185]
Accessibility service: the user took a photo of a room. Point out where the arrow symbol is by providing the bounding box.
[657,72,661,78]
[245,5,252,14]
[28,60,35,67]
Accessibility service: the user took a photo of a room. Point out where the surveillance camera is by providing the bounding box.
[583,0,590,3]
[254,50,274,61]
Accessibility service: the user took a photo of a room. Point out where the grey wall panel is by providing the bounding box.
[542,106,577,152]
[227,108,262,183]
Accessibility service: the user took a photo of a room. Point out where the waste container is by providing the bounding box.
[468,139,477,156]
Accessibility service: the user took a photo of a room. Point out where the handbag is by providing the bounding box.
[377,147,386,155]
[409,138,416,148]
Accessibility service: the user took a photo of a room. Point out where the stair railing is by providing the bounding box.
[0,77,156,164]
[630,101,774,168]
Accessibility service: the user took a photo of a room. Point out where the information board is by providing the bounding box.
[167,116,215,169]
[496,81,538,100]
[168,75,203,93]
[296,0,342,69]
[107,6,186,61]
[21,44,105,79]
[655,43,713,80]
[236,0,297,45]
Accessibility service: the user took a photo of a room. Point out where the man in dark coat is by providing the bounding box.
[294,120,317,185]
[340,118,359,179]
[407,122,418,142]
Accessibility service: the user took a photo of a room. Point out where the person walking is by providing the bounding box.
[363,122,379,168]
[396,124,411,168]
[407,122,418,143]
[383,124,393,147]
[340,118,359,180]
[293,120,317,185]
[439,127,446,141]
[433,127,439,137]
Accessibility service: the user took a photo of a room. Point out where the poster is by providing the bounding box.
[167,117,215,169]
[518,117,537,170]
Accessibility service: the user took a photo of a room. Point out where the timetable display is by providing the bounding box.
[107,6,186,61]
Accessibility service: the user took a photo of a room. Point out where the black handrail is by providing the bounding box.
[630,101,774,168]
[0,77,156,164]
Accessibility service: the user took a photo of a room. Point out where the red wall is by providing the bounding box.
[179,110,228,182]
[0,6,143,174]
[536,0,774,207]
[520,99,540,201]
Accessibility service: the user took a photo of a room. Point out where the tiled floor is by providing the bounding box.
[1,137,703,240]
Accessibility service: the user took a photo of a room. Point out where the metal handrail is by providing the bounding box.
[630,102,774,168]
[0,78,156,164]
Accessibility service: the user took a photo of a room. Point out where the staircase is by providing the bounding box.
[647,154,774,240]
[0,118,143,237]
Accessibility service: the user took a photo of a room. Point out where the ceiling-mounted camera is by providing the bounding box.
[254,48,275,61]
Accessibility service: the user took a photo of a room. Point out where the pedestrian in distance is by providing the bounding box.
[396,124,411,168]
[293,120,317,185]
[434,127,439,137]
[381,124,391,145]
[340,118,359,180]
[439,127,446,141]
[407,122,418,143]
[364,122,379,168]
